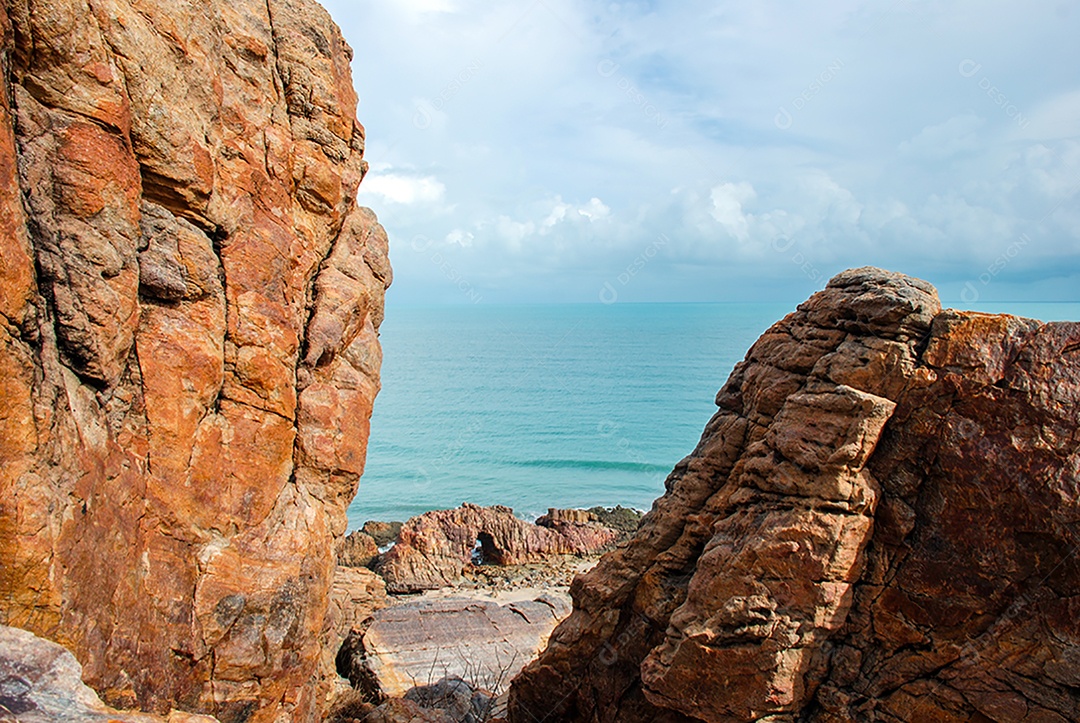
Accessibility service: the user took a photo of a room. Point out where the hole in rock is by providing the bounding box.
[472,532,505,566]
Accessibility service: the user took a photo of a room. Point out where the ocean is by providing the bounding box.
[346,300,1080,529]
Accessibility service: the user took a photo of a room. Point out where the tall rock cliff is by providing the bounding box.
[509,268,1080,722]
[0,1,390,721]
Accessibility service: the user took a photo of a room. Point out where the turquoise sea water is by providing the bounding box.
[346,300,1080,529]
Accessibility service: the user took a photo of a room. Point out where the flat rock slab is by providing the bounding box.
[360,595,571,697]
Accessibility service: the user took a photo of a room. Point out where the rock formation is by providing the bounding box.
[508,268,1080,722]
[324,565,389,707]
[401,676,494,723]
[338,530,380,568]
[377,504,619,594]
[536,508,598,526]
[0,1,389,721]
[362,520,404,548]
[580,505,645,537]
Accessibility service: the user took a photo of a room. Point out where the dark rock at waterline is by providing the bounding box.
[586,505,644,535]
[343,527,386,566]
[536,506,644,542]
[362,520,404,548]
[338,530,381,568]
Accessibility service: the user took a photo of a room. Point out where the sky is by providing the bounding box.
[318,0,1080,306]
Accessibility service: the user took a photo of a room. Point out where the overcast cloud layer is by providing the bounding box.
[320,0,1080,305]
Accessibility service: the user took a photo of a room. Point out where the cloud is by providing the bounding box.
[709,182,756,243]
[899,114,985,159]
[490,215,535,251]
[1020,89,1080,142]
[542,197,611,229]
[322,0,1080,303]
[357,169,446,206]
[446,229,474,247]
[577,197,612,222]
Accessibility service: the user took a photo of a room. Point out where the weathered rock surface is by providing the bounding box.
[339,596,571,700]
[328,567,389,638]
[377,504,619,594]
[325,565,389,702]
[582,505,645,537]
[0,1,389,721]
[362,520,404,548]
[338,530,380,568]
[537,508,598,526]
[327,695,441,723]
[508,268,1080,722]
[0,625,218,722]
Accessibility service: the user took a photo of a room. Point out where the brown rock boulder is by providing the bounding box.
[325,565,390,709]
[0,1,389,721]
[328,567,390,639]
[338,530,380,569]
[362,520,404,548]
[376,504,619,594]
[508,267,1080,722]
[536,508,598,526]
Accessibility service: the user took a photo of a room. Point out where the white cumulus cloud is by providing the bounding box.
[358,170,446,206]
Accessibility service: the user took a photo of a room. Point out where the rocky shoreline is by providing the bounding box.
[325,505,637,722]
[338,504,639,593]
[1,0,1075,716]
[5,266,1079,723]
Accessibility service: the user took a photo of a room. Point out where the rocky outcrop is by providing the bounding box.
[338,596,571,700]
[338,530,380,568]
[0,1,389,721]
[324,565,389,705]
[0,625,218,722]
[582,505,645,536]
[508,268,1080,722]
[377,504,619,594]
[328,567,389,640]
[537,508,598,526]
[362,520,404,548]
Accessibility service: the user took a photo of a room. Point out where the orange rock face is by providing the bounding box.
[508,268,1080,722]
[0,1,390,721]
